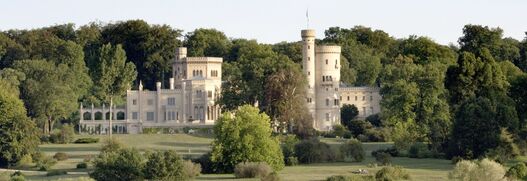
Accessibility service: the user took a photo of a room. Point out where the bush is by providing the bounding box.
[15,154,33,169]
[451,156,463,164]
[59,124,75,144]
[340,139,365,162]
[408,142,431,158]
[285,156,298,166]
[46,170,67,176]
[193,152,215,174]
[321,131,337,138]
[371,148,399,157]
[10,175,26,181]
[326,175,374,181]
[90,148,145,181]
[375,152,392,166]
[507,162,527,180]
[76,162,88,169]
[182,160,201,180]
[53,152,68,161]
[32,152,57,171]
[281,134,299,165]
[100,138,123,153]
[143,150,184,180]
[333,124,349,138]
[233,162,273,178]
[74,138,99,144]
[449,158,507,181]
[375,166,411,181]
[294,139,336,164]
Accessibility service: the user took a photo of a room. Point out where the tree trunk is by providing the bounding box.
[109,97,113,138]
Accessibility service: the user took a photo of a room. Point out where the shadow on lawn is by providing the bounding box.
[156,142,211,148]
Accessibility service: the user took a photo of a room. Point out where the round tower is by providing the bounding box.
[301,29,317,121]
[315,45,341,131]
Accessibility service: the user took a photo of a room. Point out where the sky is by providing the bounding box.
[1,0,526,45]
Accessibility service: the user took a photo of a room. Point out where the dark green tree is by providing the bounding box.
[183,28,231,58]
[340,104,359,128]
[143,150,184,180]
[90,148,145,181]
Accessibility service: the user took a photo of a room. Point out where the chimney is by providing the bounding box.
[156,82,162,91]
[169,78,175,90]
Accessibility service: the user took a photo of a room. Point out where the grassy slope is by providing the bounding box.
[18,134,454,181]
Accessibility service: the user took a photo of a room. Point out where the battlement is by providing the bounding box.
[339,86,380,92]
[178,57,223,63]
[316,46,341,53]
[301,29,316,38]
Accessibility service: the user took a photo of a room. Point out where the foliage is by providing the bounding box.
[193,152,214,174]
[76,162,88,169]
[375,166,411,181]
[100,138,123,153]
[90,148,145,181]
[341,104,359,127]
[184,28,231,57]
[340,139,365,162]
[143,150,184,180]
[74,138,100,144]
[32,152,56,171]
[332,124,350,138]
[46,170,67,176]
[371,148,399,157]
[210,105,284,172]
[181,160,201,180]
[294,138,336,164]
[506,162,527,180]
[262,172,281,181]
[326,175,374,181]
[408,142,432,159]
[280,135,299,166]
[53,152,68,161]
[0,88,40,168]
[375,152,392,166]
[449,158,508,181]
[510,74,527,128]
[233,162,273,178]
[57,124,75,144]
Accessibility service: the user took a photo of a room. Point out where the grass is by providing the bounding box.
[10,134,457,180]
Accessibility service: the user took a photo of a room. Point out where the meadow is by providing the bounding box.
[6,134,456,181]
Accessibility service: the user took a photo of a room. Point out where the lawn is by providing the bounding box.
[5,134,456,181]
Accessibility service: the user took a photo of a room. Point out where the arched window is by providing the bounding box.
[117,112,125,120]
[83,112,92,120]
[94,112,103,120]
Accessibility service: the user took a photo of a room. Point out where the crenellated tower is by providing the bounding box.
[301,29,317,123]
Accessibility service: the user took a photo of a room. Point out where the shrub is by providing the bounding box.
[343,132,353,139]
[375,166,411,181]
[375,152,392,166]
[281,134,299,165]
[506,162,527,180]
[234,162,273,178]
[143,150,184,180]
[357,134,369,142]
[193,152,215,174]
[408,142,431,158]
[285,156,298,166]
[333,124,349,138]
[294,139,336,164]
[326,175,375,181]
[371,148,399,157]
[451,156,463,164]
[340,139,365,162]
[32,152,56,171]
[100,138,123,153]
[15,154,33,169]
[46,170,67,176]
[10,175,26,181]
[53,152,68,161]
[76,162,88,169]
[90,148,145,181]
[322,131,337,138]
[58,124,75,144]
[449,158,507,181]
[74,138,99,144]
[182,160,201,180]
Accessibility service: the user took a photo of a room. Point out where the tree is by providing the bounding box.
[91,43,136,137]
[210,105,284,172]
[0,33,27,69]
[14,60,78,134]
[272,42,303,63]
[90,148,145,181]
[263,61,308,133]
[510,74,527,128]
[143,150,184,180]
[0,85,40,168]
[340,104,359,127]
[101,20,181,89]
[183,28,231,58]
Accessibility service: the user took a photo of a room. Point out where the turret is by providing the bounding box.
[175,47,187,60]
[301,29,317,121]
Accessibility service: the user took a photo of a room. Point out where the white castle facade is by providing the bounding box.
[79,29,381,134]
[79,47,222,134]
[301,29,381,131]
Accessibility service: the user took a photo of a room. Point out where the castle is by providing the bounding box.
[79,29,380,134]
[301,29,381,131]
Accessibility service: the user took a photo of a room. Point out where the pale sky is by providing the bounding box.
[1,0,526,45]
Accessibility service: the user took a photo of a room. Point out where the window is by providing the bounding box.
[308,71,310,75]
[147,112,154,121]
[326,113,330,121]
[132,112,138,120]
[355,96,357,101]
[307,97,312,103]
[132,99,137,105]
[196,90,202,97]
[325,59,328,64]
[147,99,153,105]
[308,45,310,49]
[166,111,176,120]
[347,96,350,101]
[322,76,325,82]
[168,97,175,105]
[334,99,338,106]
[370,96,373,101]
[208,91,213,98]
[211,70,218,77]
[308,57,310,61]
[326,99,329,106]
[362,107,366,116]
[335,88,338,91]
[362,96,365,101]
[370,107,374,115]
